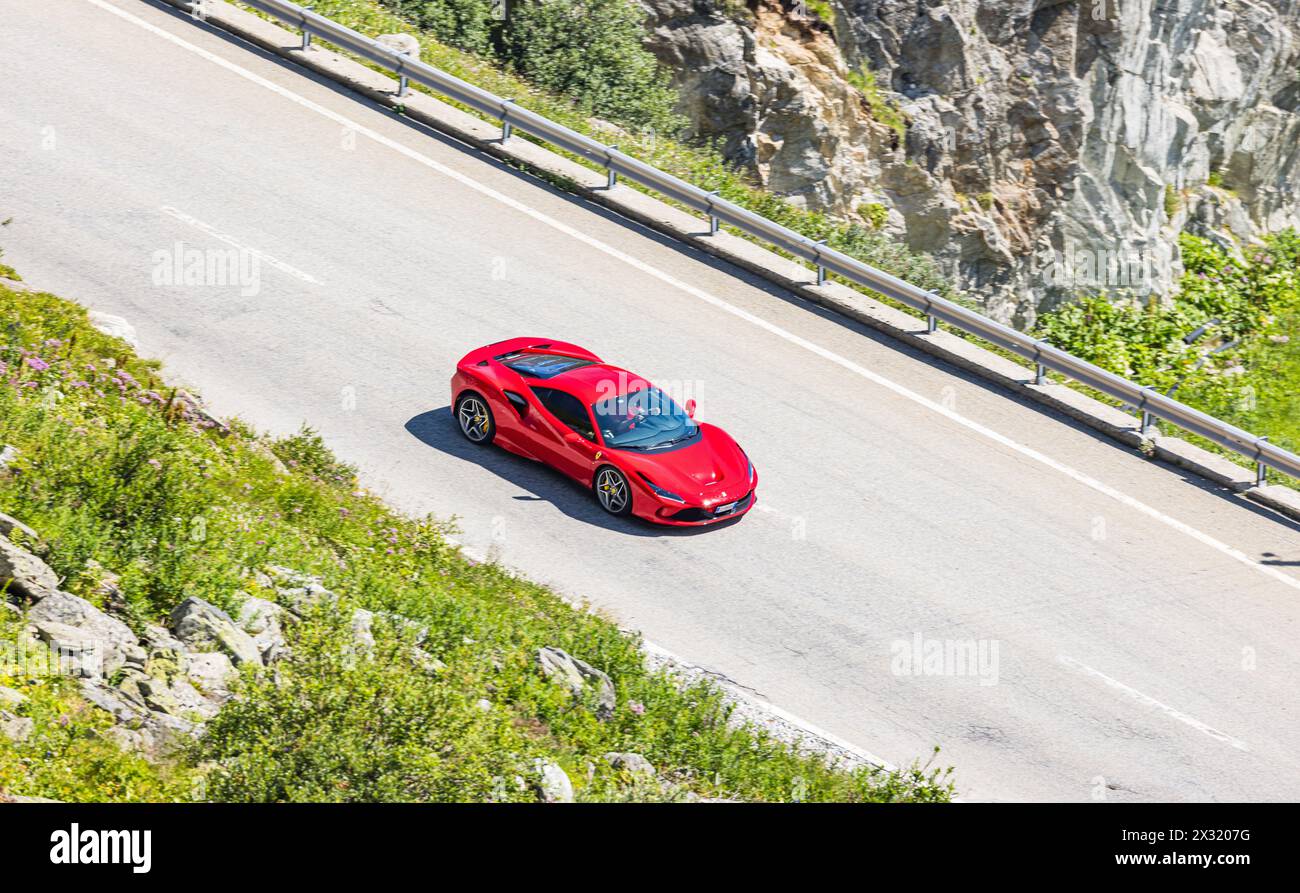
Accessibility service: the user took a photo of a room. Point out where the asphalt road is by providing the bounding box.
[3,0,1300,801]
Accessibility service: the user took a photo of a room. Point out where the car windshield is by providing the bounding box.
[593,387,698,450]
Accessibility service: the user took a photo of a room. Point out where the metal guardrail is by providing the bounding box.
[230,0,1300,485]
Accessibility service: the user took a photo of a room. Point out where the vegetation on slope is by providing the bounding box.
[1,605,194,802]
[0,278,953,802]
[1035,232,1300,475]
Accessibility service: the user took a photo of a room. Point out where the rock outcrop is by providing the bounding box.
[169,597,264,667]
[0,536,60,601]
[536,646,618,720]
[641,0,1300,324]
[533,759,575,803]
[29,592,137,675]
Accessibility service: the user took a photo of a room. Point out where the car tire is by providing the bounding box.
[593,465,633,517]
[455,391,495,445]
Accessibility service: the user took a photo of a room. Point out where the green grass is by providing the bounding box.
[1163,184,1182,218]
[0,279,953,802]
[846,65,908,144]
[803,0,836,26]
[860,202,888,229]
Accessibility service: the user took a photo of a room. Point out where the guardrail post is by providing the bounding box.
[707,191,720,235]
[1034,341,1049,385]
[299,6,313,50]
[397,51,410,99]
[927,314,938,334]
[499,99,514,143]
[605,147,618,190]
[1256,437,1269,488]
[814,240,827,285]
[1139,385,1156,433]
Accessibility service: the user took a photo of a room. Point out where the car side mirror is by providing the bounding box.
[563,430,582,444]
[684,398,696,418]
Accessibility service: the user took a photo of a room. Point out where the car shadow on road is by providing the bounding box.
[404,408,743,537]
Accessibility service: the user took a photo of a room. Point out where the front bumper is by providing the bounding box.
[638,489,757,526]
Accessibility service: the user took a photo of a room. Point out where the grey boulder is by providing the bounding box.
[87,311,138,348]
[169,597,263,666]
[80,678,144,723]
[376,33,421,59]
[31,621,107,679]
[604,752,656,776]
[0,511,39,543]
[0,715,34,743]
[237,595,288,661]
[350,609,375,653]
[28,591,136,673]
[0,537,60,601]
[533,759,575,804]
[184,651,237,695]
[536,646,617,720]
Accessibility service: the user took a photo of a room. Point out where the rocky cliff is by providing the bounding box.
[641,0,1300,325]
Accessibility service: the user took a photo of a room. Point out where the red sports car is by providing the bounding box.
[451,338,757,525]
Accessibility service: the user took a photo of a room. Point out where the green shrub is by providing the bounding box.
[1163,184,1181,218]
[846,65,907,143]
[371,0,682,132]
[860,202,888,229]
[269,426,358,489]
[1034,231,1300,473]
[194,612,540,802]
[803,0,836,25]
[495,0,683,132]
[382,0,498,54]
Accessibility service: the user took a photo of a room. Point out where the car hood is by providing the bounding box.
[617,422,750,505]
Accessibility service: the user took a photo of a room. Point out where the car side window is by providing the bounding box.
[531,387,595,441]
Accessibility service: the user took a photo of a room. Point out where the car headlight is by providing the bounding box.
[747,458,756,484]
[638,473,685,503]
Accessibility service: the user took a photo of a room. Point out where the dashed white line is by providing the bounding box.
[161,205,320,283]
[1059,655,1250,752]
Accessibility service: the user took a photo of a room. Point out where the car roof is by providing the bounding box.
[542,361,649,404]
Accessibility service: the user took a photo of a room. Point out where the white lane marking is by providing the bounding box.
[90,0,1300,599]
[640,639,897,772]
[161,205,321,284]
[1059,655,1249,752]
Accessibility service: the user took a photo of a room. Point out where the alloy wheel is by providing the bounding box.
[595,467,629,514]
[457,396,491,442]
